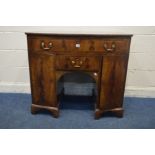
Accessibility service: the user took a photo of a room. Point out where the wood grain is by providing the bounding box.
[26,33,132,119]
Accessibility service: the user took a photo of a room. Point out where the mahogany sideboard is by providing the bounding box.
[26,33,132,119]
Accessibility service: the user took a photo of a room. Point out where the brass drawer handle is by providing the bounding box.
[104,42,116,52]
[71,59,83,68]
[41,41,52,50]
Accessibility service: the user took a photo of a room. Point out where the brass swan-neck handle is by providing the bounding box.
[41,41,52,50]
[104,42,116,52]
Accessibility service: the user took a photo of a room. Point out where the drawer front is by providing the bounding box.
[28,37,130,54]
[28,38,65,51]
[56,55,101,71]
[64,39,130,53]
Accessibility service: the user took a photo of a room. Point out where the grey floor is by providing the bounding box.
[0,93,155,129]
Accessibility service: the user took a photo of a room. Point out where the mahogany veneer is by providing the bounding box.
[26,33,132,119]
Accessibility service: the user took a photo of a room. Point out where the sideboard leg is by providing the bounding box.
[31,104,59,118]
[51,110,59,118]
[95,109,102,119]
[31,105,41,114]
[113,109,124,118]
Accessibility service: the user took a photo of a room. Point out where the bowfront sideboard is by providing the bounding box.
[26,33,132,119]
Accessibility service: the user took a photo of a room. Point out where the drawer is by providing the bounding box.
[56,55,101,71]
[28,37,130,54]
[28,38,65,51]
[65,39,130,53]
[28,38,91,51]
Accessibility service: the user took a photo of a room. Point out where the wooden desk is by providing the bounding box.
[26,33,132,119]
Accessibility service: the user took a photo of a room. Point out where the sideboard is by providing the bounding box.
[26,33,132,119]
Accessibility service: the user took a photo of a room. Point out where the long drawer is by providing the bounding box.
[27,36,130,54]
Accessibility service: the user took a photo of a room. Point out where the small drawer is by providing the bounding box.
[28,38,65,51]
[56,55,101,71]
[101,39,130,53]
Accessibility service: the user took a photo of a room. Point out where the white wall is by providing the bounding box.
[0,26,155,97]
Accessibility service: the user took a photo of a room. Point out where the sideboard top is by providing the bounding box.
[25,32,133,38]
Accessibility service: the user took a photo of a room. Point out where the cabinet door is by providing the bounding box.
[29,53,57,107]
[100,55,128,110]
